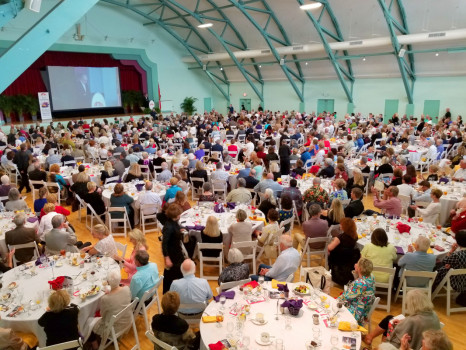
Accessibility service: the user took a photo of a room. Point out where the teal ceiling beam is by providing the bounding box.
[0,0,24,28]
[0,0,100,94]
[162,0,264,103]
[229,0,305,102]
[102,0,231,102]
[297,0,355,103]
[377,0,415,104]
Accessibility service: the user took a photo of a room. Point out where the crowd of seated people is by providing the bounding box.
[0,109,464,349]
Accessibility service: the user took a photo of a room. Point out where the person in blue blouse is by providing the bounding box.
[278,194,294,232]
[337,257,376,326]
[329,178,348,206]
[164,177,182,203]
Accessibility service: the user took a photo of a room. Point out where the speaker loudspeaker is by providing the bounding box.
[25,0,42,13]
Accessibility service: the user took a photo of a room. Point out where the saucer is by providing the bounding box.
[251,319,268,325]
[255,337,273,346]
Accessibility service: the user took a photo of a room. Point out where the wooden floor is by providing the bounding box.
[21,191,465,350]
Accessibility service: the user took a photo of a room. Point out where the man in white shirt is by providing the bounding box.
[453,160,466,182]
[157,162,172,182]
[427,139,437,160]
[397,174,416,198]
[210,162,229,182]
[244,138,255,158]
[251,235,300,281]
[170,259,212,314]
[137,182,162,215]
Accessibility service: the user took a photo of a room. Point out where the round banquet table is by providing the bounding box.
[199,282,361,350]
[0,214,39,259]
[61,164,102,186]
[102,181,167,225]
[0,255,118,346]
[179,204,265,237]
[356,216,455,259]
[428,182,466,226]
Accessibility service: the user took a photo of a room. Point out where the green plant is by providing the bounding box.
[12,94,27,119]
[143,107,151,114]
[0,95,14,119]
[180,96,197,115]
[154,106,161,114]
[25,94,39,116]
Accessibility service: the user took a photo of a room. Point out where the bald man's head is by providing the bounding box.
[267,173,274,180]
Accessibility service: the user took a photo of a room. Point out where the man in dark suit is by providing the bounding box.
[28,160,47,188]
[75,72,91,108]
[152,150,166,173]
[344,188,365,218]
[212,139,223,153]
[244,168,259,189]
[5,213,41,264]
[13,143,31,193]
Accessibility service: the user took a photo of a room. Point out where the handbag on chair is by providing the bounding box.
[303,266,332,295]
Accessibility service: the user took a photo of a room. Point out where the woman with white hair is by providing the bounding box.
[0,174,12,202]
[5,188,28,211]
[258,188,277,220]
[218,248,250,284]
[363,289,440,348]
[85,269,131,349]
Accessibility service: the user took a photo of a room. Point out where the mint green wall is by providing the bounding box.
[228,77,466,119]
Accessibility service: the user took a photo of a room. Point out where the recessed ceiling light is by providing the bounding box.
[362,57,366,61]
[305,62,308,65]
[198,23,213,28]
[220,67,223,70]
[259,65,262,68]
[435,52,439,56]
[299,2,322,10]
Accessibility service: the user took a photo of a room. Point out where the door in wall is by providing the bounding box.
[423,100,440,119]
[384,99,399,123]
[317,99,334,114]
[239,98,251,112]
[204,97,212,113]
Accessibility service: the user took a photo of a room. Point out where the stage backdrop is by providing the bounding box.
[3,51,142,97]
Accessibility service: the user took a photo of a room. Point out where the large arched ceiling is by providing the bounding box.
[100,0,466,102]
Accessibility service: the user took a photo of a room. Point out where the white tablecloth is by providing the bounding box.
[429,182,466,225]
[0,216,39,259]
[61,164,102,186]
[0,256,118,346]
[199,282,361,350]
[356,216,454,259]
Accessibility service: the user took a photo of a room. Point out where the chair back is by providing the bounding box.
[37,339,83,350]
[197,242,223,280]
[300,236,330,269]
[395,269,438,314]
[8,241,40,267]
[365,297,381,332]
[105,176,120,184]
[114,241,127,259]
[145,331,177,350]
[231,240,257,272]
[372,266,396,312]
[279,216,294,233]
[134,276,164,331]
[98,298,140,350]
[219,278,251,292]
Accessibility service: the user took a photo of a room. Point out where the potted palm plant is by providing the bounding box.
[25,95,39,121]
[180,96,197,116]
[0,95,14,124]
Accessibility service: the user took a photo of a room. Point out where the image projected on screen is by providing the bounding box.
[48,66,122,111]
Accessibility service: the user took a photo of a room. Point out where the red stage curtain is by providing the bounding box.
[3,51,142,95]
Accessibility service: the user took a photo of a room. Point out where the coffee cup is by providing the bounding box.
[260,332,270,343]
[255,313,264,323]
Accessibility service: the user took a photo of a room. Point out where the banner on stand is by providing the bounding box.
[38,92,52,120]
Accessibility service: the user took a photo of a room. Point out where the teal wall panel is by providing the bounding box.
[384,99,399,123]
[423,100,441,119]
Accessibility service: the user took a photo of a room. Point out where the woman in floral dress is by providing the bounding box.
[338,258,376,326]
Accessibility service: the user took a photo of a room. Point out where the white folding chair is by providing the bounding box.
[37,339,83,350]
[300,236,330,269]
[107,207,130,238]
[139,164,151,180]
[279,216,294,234]
[74,194,87,222]
[177,301,207,326]
[398,194,411,216]
[231,240,257,273]
[86,203,106,231]
[219,278,251,292]
[140,203,159,235]
[105,176,120,184]
[364,297,381,333]
[211,180,227,201]
[197,242,223,280]
[8,241,40,267]
[394,270,438,315]
[286,273,295,282]
[29,180,45,204]
[372,266,396,312]
[134,276,164,331]
[190,177,205,201]
[432,268,466,316]
[98,298,140,350]
[145,331,177,350]
[114,241,127,260]
[45,182,61,204]
[292,200,301,226]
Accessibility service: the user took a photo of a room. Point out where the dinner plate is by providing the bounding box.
[251,319,268,325]
[255,337,273,346]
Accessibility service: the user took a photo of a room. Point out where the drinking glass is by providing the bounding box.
[350,322,359,337]
[275,339,283,350]
[241,335,250,350]
[226,321,234,339]
[258,276,265,286]
[312,326,321,343]
[219,295,226,310]
[330,335,339,346]
[216,312,223,328]
[284,314,292,330]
